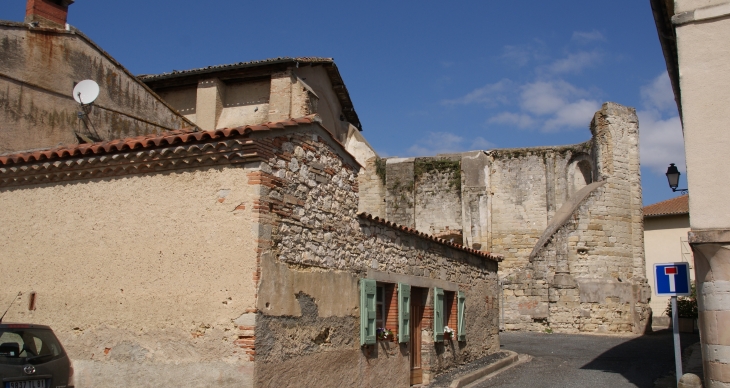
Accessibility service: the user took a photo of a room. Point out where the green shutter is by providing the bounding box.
[433,287,444,342]
[398,283,411,343]
[457,291,466,341]
[360,279,377,346]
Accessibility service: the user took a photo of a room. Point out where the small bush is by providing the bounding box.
[665,283,698,318]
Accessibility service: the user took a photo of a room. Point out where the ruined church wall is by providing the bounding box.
[488,145,590,275]
[360,103,647,334]
[249,126,500,387]
[0,166,261,387]
[502,103,650,333]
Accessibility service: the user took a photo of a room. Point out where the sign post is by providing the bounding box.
[654,262,691,385]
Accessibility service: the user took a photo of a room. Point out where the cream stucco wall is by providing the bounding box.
[675,11,730,230]
[291,66,349,142]
[644,214,692,316]
[675,0,729,13]
[0,166,260,387]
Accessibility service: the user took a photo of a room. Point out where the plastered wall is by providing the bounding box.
[0,166,260,387]
[0,24,190,154]
[675,14,730,230]
[644,214,692,317]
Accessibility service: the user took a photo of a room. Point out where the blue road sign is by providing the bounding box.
[654,262,691,296]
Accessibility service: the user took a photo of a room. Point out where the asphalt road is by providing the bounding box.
[473,330,700,388]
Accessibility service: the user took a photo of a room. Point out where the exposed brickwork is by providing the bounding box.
[26,0,71,27]
[235,325,257,362]
[248,124,500,386]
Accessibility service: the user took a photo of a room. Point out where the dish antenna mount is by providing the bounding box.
[72,80,102,142]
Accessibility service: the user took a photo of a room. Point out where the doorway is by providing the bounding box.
[409,287,425,385]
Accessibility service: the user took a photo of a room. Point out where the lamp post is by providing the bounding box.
[665,163,688,194]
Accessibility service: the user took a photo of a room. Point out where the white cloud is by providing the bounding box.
[470,137,495,150]
[407,132,495,155]
[501,45,532,67]
[488,112,536,129]
[547,51,603,74]
[638,110,685,174]
[520,80,580,115]
[407,132,465,156]
[543,99,601,131]
[637,71,685,174]
[641,71,677,113]
[571,30,606,44]
[441,79,512,106]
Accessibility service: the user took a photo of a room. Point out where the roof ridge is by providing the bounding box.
[138,57,335,80]
[0,115,320,167]
[643,195,689,217]
[357,212,503,262]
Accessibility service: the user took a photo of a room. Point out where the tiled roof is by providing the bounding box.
[644,195,689,217]
[138,57,362,131]
[0,115,363,188]
[357,213,503,262]
[137,57,334,81]
[0,116,317,167]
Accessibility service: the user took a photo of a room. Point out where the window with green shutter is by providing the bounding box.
[398,283,410,343]
[457,291,466,341]
[360,279,377,346]
[433,287,444,342]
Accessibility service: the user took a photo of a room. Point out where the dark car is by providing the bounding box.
[0,323,73,388]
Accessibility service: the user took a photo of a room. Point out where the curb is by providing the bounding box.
[449,350,520,388]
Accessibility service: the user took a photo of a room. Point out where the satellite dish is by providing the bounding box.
[72,80,100,105]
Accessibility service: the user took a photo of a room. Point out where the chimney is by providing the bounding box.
[25,0,74,29]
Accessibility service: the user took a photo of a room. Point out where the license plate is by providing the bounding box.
[5,381,46,388]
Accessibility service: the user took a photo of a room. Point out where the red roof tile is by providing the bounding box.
[0,116,318,167]
[357,212,503,262]
[644,195,689,217]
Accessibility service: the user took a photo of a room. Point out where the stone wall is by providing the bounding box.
[361,102,650,334]
[248,125,500,387]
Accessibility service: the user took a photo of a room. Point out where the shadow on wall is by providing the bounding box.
[580,329,700,387]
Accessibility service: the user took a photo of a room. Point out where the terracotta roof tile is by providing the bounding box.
[0,116,318,167]
[357,212,503,262]
[644,195,689,217]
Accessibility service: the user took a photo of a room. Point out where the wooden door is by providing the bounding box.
[409,289,423,385]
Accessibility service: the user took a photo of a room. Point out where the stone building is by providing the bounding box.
[0,116,501,387]
[0,3,503,387]
[359,103,652,334]
[651,0,730,386]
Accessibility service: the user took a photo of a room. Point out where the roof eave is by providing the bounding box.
[650,0,684,123]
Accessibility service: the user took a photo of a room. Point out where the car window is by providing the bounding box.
[0,328,64,365]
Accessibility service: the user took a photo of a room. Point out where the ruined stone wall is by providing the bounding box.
[414,157,463,239]
[362,102,648,334]
[500,103,650,333]
[487,144,588,275]
[0,23,190,154]
[356,156,386,218]
[249,126,500,387]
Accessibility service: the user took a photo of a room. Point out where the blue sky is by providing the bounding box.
[1,0,686,205]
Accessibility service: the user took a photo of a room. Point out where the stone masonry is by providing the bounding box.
[359,102,651,334]
[245,122,501,387]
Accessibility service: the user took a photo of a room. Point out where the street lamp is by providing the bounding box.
[665,163,688,194]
